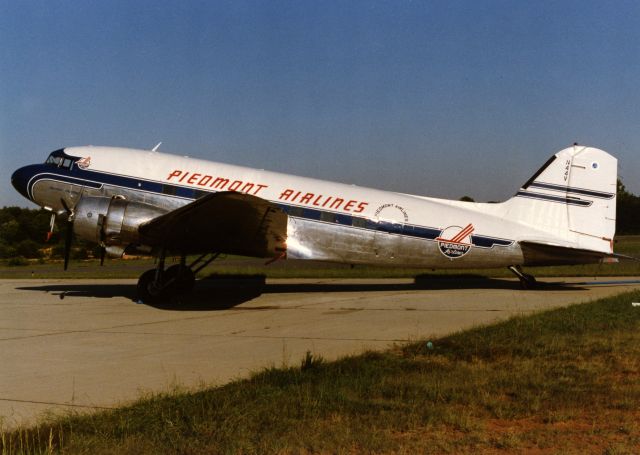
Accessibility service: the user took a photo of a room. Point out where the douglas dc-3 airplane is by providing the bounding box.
[11,144,621,302]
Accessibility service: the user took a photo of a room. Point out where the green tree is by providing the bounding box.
[0,207,63,258]
[0,242,17,259]
[616,179,640,235]
[0,219,21,244]
[15,239,42,259]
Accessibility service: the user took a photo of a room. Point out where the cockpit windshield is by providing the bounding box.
[44,149,74,169]
[45,155,63,166]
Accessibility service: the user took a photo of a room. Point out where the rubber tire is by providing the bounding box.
[137,269,165,304]
[164,265,196,294]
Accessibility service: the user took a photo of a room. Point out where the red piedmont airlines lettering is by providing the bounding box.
[167,170,182,181]
[165,170,269,196]
[278,188,369,214]
[187,173,201,184]
[166,173,369,210]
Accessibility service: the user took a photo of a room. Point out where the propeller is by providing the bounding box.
[46,213,56,242]
[99,245,106,266]
[60,198,74,271]
[98,216,107,266]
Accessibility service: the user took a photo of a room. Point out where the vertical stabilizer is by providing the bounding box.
[503,145,617,253]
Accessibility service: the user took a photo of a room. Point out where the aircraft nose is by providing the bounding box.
[11,165,33,200]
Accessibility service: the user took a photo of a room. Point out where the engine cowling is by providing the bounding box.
[73,196,167,247]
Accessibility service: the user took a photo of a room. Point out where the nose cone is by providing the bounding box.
[11,165,34,201]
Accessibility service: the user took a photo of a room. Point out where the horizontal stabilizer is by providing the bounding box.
[519,240,635,266]
[520,241,608,266]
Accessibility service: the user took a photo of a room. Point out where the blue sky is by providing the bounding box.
[2,0,639,207]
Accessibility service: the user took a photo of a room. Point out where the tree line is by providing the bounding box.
[1,180,640,259]
[0,207,98,260]
[615,179,640,235]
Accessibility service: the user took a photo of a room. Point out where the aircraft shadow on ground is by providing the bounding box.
[16,275,585,311]
[14,282,263,311]
[17,283,137,300]
[263,277,584,294]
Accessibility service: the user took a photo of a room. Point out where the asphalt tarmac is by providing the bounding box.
[2,276,640,428]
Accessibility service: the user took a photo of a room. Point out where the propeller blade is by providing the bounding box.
[46,213,56,242]
[60,198,71,215]
[63,222,72,271]
[60,198,74,271]
[99,247,106,266]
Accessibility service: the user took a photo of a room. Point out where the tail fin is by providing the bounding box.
[503,145,617,253]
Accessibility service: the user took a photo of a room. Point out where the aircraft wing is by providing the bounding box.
[138,191,287,257]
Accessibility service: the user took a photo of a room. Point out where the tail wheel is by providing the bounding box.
[508,265,538,290]
[520,273,537,290]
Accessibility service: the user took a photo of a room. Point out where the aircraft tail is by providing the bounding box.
[503,145,617,254]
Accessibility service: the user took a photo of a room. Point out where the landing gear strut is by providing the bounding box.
[508,265,537,289]
[136,252,220,303]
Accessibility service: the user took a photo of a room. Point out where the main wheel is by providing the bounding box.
[164,265,196,294]
[137,269,165,304]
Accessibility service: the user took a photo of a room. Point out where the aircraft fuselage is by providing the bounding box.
[11,145,611,269]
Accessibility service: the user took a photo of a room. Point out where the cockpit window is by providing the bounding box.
[45,155,63,166]
[44,149,75,169]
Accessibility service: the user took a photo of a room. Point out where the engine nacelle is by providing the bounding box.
[73,196,167,247]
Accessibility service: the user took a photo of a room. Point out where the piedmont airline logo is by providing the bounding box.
[436,223,474,259]
[76,156,91,169]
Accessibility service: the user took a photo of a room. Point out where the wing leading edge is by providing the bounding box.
[139,192,287,257]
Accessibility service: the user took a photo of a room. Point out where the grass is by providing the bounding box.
[2,290,640,453]
[2,235,640,280]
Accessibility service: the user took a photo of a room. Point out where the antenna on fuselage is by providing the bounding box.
[151,142,162,152]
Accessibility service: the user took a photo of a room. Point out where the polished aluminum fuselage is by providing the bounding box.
[33,177,525,268]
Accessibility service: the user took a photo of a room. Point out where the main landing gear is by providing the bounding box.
[508,265,537,289]
[137,250,221,304]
